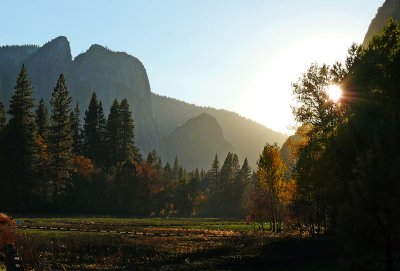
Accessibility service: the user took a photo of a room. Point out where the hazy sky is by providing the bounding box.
[1,0,383,134]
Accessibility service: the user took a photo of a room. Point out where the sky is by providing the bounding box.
[1,0,384,134]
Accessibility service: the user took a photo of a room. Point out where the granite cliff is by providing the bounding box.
[0,37,159,154]
[363,0,400,45]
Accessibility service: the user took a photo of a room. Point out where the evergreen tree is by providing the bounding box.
[83,92,102,164]
[119,98,140,161]
[48,74,74,205]
[70,102,83,155]
[146,151,155,166]
[2,65,37,211]
[173,155,180,181]
[106,99,122,166]
[0,101,6,130]
[35,98,49,140]
[239,158,252,185]
[209,154,220,212]
[97,101,107,167]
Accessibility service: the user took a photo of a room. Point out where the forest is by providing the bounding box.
[0,66,255,218]
[1,18,400,271]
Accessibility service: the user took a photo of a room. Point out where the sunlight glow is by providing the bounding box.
[326,85,343,103]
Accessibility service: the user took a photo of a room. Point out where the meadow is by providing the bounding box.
[10,217,343,271]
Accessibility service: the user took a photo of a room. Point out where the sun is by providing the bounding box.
[326,85,342,103]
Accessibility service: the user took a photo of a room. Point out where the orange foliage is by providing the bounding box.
[0,213,16,249]
[277,179,297,206]
[74,155,94,177]
[36,135,49,161]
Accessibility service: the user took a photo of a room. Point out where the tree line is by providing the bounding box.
[288,19,400,270]
[0,66,260,217]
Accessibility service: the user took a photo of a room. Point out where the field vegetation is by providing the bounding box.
[13,217,341,271]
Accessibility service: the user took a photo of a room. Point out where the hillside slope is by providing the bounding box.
[152,93,287,167]
[160,113,233,170]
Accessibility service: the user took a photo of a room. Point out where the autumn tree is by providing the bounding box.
[256,143,286,233]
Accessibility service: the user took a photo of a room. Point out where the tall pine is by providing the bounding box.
[70,102,83,155]
[48,74,74,204]
[83,92,107,167]
[106,99,122,166]
[2,65,38,211]
[119,98,140,162]
[0,101,6,130]
[35,98,49,140]
[97,101,107,167]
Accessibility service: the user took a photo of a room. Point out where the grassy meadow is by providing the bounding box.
[9,217,344,271]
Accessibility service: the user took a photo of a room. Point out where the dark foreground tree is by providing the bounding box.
[1,65,38,211]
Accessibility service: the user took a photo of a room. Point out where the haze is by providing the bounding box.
[0,0,383,134]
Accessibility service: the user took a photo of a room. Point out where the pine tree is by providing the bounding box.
[83,92,100,162]
[173,155,180,181]
[70,102,83,155]
[239,158,252,185]
[210,154,220,191]
[2,65,37,211]
[35,98,49,140]
[0,101,6,205]
[119,98,140,161]
[106,99,121,166]
[97,101,107,167]
[146,151,155,166]
[0,101,6,130]
[48,74,74,204]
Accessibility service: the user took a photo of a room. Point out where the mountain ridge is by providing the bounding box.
[152,93,288,168]
[363,0,400,46]
[0,36,288,168]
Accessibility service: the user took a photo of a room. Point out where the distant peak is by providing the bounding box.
[45,36,70,47]
[52,36,69,42]
[87,44,110,53]
[197,112,214,119]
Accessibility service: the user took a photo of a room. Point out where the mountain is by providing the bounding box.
[363,0,400,46]
[0,45,39,103]
[0,37,159,154]
[152,94,287,168]
[65,44,158,153]
[160,113,233,170]
[0,36,287,167]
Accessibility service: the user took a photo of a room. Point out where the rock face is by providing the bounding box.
[25,36,72,102]
[160,113,233,170]
[0,45,38,103]
[0,37,159,154]
[363,0,400,46]
[66,44,158,153]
